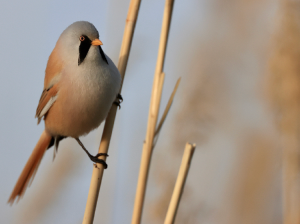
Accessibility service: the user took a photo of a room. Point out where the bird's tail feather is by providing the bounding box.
[8,130,52,205]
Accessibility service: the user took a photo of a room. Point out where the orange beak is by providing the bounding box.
[91,39,103,46]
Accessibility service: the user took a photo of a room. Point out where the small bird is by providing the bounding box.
[8,21,122,204]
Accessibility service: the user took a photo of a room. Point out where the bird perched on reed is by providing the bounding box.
[8,21,122,204]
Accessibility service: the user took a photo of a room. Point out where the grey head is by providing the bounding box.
[57,21,108,66]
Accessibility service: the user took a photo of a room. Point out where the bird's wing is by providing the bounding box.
[44,41,63,89]
[35,84,58,124]
[35,41,63,124]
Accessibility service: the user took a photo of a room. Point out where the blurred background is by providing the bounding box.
[1,0,297,223]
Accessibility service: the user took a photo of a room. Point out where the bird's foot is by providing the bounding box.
[114,93,123,109]
[75,138,109,169]
[117,93,123,102]
[88,153,109,169]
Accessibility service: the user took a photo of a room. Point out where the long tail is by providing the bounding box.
[8,130,52,205]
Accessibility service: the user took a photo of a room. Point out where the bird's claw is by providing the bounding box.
[117,93,123,102]
[95,153,109,157]
[88,154,108,169]
[114,101,121,109]
[114,93,123,109]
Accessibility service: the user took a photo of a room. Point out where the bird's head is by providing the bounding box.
[57,21,107,66]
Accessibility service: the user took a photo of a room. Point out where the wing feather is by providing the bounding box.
[35,84,58,124]
[35,41,63,124]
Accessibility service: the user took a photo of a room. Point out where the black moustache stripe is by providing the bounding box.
[78,35,109,66]
[99,46,108,65]
[78,35,91,65]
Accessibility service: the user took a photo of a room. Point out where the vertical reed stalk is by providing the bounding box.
[164,143,196,224]
[267,1,300,223]
[131,0,175,223]
[82,1,141,223]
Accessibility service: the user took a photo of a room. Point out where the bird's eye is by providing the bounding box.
[79,36,85,41]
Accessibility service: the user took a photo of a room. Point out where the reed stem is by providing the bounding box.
[131,0,175,223]
[82,1,141,223]
[164,143,196,224]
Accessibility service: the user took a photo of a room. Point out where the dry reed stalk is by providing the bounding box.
[267,1,300,223]
[153,77,181,148]
[164,143,196,224]
[82,0,141,223]
[131,0,175,223]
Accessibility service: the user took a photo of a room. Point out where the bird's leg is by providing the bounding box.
[113,93,123,109]
[75,138,108,168]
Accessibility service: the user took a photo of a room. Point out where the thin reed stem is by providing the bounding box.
[153,77,181,148]
[131,0,175,223]
[164,143,196,224]
[82,1,141,223]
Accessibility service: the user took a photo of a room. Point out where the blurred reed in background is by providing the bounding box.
[268,0,300,223]
[146,0,283,223]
